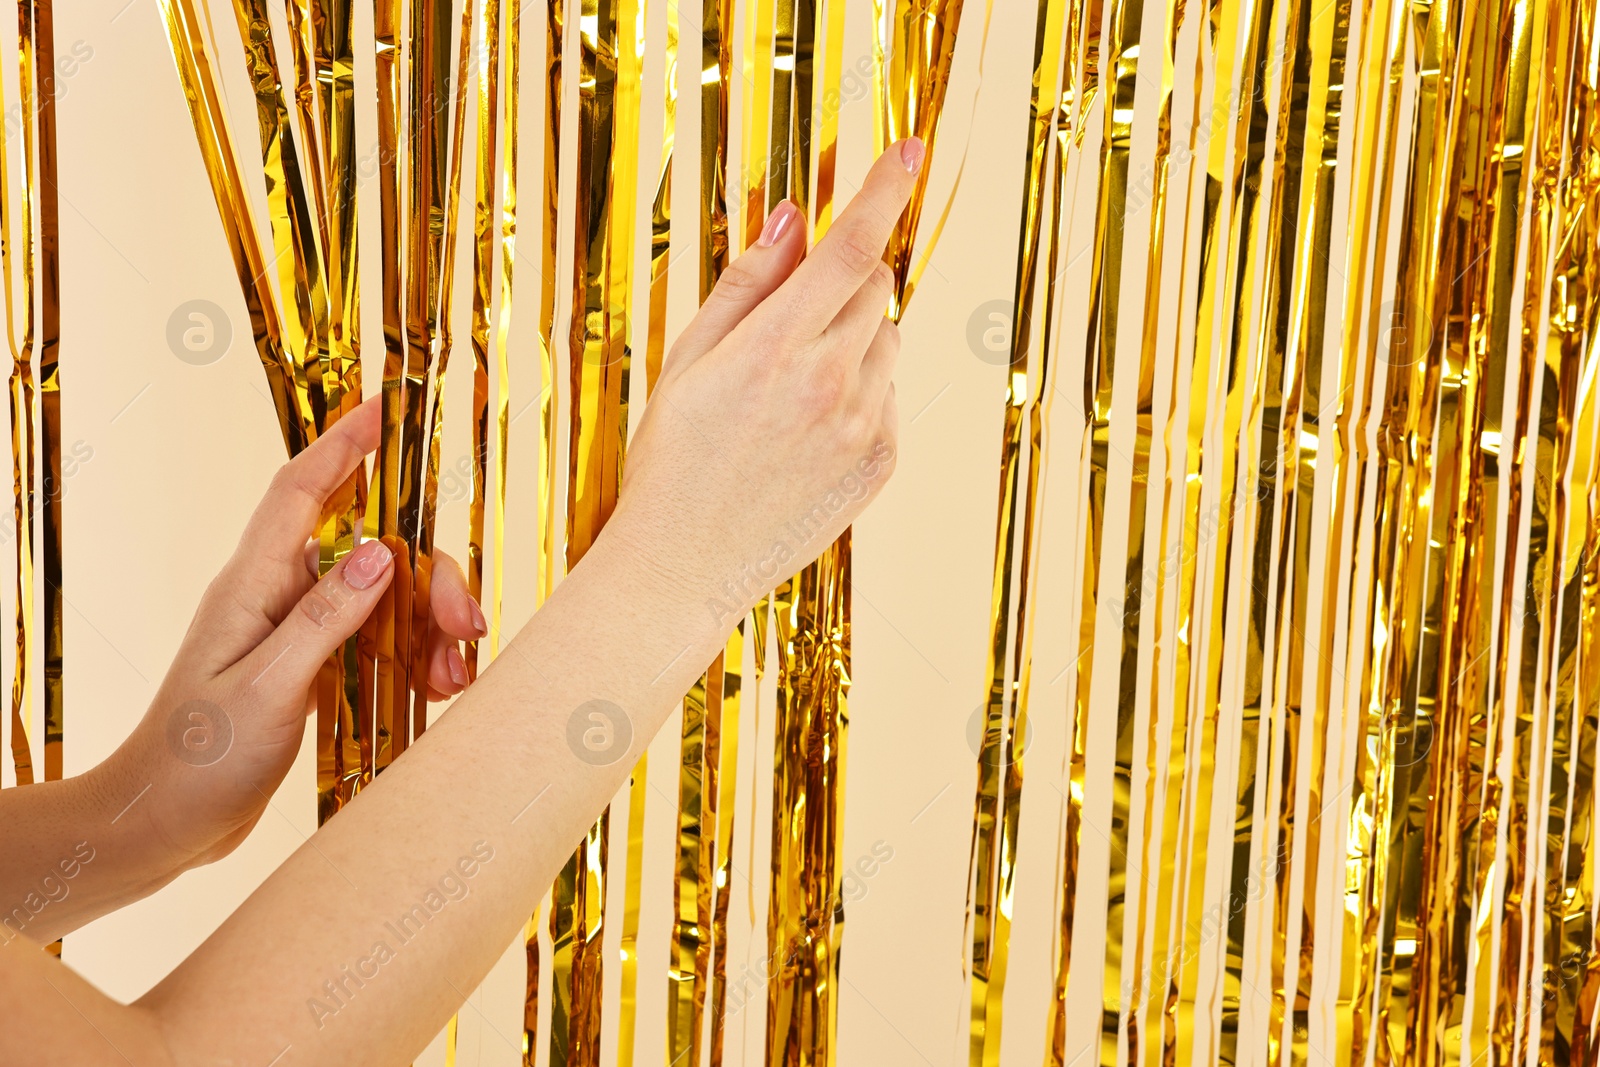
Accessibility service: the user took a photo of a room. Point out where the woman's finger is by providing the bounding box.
[659,199,806,380]
[232,538,395,697]
[766,141,921,342]
[236,397,381,568]
[424,633,469,697]
[856,316,901,403]
[427,549,486,642]
[418,549,478,697]
[824,261,895,363]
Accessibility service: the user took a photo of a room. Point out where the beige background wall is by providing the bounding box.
[8,1,1132,1062]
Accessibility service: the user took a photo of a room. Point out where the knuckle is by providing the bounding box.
[270,460,317,505]
[869,261,895,296]
[845,402,879,447]
[298,586,345,629]
[833,226,883,279]
[269,460,301,495]
[713,259,762,300]
[803,359,851,414]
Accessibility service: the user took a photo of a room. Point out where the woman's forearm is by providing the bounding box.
[0,144,913,1066]
[139,526,731,1065]
[0,742,191,945]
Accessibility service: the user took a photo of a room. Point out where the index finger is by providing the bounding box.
[768,139,923,339]
[237,394,380,563]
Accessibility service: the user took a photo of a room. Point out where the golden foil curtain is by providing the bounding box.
[666,0,734,1061]
[152,0,1600,1062]
[962,0,1600,1060]
[545,0,643,1063]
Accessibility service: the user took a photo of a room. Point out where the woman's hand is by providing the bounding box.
[610,139,919,626]
[1,144,918,1067]
[110,399,485,869]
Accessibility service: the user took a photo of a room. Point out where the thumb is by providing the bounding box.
[234,538,395,694]
[660,199,804,379]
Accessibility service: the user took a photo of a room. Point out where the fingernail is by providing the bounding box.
[447,647,468,688]
[468,598,487,636]
[344,539,394,590]
[757,200,798,247]
[900,137,925,175]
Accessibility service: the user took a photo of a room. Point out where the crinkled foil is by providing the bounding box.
[963,1,1078,1061]
[5,0,43,788]
[970,0,1600,1059]
[151,0,1600,1063]
[546,0,643,1062]
[666,0,733,1062]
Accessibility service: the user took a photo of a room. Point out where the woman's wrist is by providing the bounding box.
[96,719,213,879]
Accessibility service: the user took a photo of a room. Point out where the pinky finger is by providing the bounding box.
[858,317,901,404]
[425,632,470,697]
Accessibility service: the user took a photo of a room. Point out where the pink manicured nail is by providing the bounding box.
[757,200,798,247]
[900,137,925,175]
[344,539,394,590]
[468,598,487,636]
[447,647,468,688]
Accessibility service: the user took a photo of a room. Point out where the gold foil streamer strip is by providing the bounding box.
[869,0,966,320]
[1474,0,1562,1052]
[308,0,367,823]
[5,0,37,787]
[618,4,675,1060]
[1078,0,1159,1050]
[30,0,57,797]
[697,0,732,300]
[1102,0,1214,1047]
[226,0,329,423]
[962,0,1071,1062]
[664,0,731,1061]
[392,0,457,750]
[1261,0,1355,1057]
[670,659,718,1064]
[365,0,404,777]
[707,623,742,1067]
[225,0,362,824]
[411,0,475,738]
[616,748,648,1067]
[547,0,642,1060]
[757,2,858,1062]
[766,543,852,1067]
[1394,0,1530,1056]
[1319,0,1405,1049]
[642,0,676,411]
[1511,1,1600,1055]
[737,0,774,249]
[463,0,504,681]
[535,0,567,610]
[283,0,330,255]
[1160,0,1272,1053]
[524,2,562,1059]
[491,0,521,661]
[158,0,308,453]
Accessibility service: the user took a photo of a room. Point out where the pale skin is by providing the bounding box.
[0,140,922,1065]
